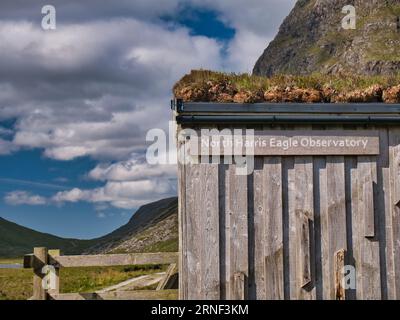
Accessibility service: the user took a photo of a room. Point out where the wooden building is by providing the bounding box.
[173,101,400,300]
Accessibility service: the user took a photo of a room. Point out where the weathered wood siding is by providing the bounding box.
[179,125,400,300]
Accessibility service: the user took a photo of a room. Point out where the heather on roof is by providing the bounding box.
[173,70,400,103]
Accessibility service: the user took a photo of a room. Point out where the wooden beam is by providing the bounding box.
[23,254,34,269]
[49,290,179,300]
[157,263,178,291]
[48,252,179,268]
[32,247,48,300]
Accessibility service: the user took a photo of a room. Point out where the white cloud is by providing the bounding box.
[186,0,296,72]
[4,191,47,206]
[187,0,296,36]
[89,160,177,182]
[0,1,296,210]
[225,30,272,73]
[0,19,222,161]
[52,178,176,209]
[0,1,296,162]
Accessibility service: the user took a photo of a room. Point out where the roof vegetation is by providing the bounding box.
[173,70,400,103]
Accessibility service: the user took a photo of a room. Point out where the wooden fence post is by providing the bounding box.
[157,263,178,291]
[32,247,48,300]
[48,249,61,296]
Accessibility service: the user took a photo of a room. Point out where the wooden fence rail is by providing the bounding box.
[24,247,179,300]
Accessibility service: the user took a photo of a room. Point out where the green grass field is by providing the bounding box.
[0,258,22,264]
[0,264,166,300]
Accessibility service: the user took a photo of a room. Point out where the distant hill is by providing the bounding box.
[254,0,400,76]
[85,197,178,254]
[0,197,178,258]
[0,217,94,258]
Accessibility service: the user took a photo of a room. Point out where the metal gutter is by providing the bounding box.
[176,115,400,125]
[172,100,400,125]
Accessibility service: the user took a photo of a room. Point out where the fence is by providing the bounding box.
[174,101,400,300]
[24,247,179,300]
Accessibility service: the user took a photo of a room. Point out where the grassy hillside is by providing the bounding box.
[0,197,178,258]
[0,217,95,258]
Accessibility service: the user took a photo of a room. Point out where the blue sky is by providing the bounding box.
[0,0,295,239]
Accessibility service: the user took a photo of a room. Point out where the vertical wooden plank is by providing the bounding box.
[227,163,248,300]
[375,127,391,299]
[289,156,315,300]
[282,156,292,299]
[185,162,220,300]
[359,158,376,238]
[344,157,357,300]
[178,131,188,300]
[218,123,233,300]
[247,156,255,300]
[32,247,48,300]
[357,157,381,299]
[185,163,202,299]
[389,127,400,299]
[324,156,347,299]
[287,156,296,300]
[351,160,362,299]
[317,156,331,299]
[382,165,393,299]
[264,156,284,300]
[200,164,220,299]
[219,164,228,300]
[299,213,311,288]
[253,157,266,299]
[313,156,325,299]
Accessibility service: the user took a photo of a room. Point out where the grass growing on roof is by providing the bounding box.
[173,70,400,103]
[174,70,400,93]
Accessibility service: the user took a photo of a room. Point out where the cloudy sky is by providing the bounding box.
[0,0,296,239]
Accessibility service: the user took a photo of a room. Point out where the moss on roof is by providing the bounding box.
[173,70,400,103]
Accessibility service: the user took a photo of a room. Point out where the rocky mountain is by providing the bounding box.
[0,217,94,258]
[0,197,178,258]
[85,197,178,254]
[253,0,400,76]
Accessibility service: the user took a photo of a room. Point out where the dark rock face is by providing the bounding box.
[253,0,400,76]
